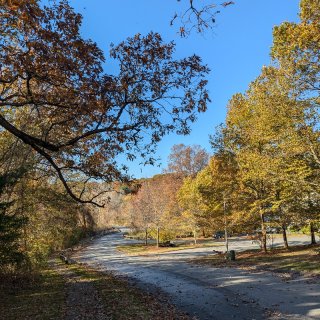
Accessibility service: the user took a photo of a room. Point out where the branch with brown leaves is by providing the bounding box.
[0,1,210,205]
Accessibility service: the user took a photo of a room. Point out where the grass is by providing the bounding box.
[0,266,65,320]
[69,263,188,319]
[193,244,320,276]
[117,238,222,255]
[1,260,188,320]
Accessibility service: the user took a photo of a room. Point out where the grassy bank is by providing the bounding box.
[0,266,65,320]
[68,264,188,319]
[1,260,188,320]
[194,244,320,276]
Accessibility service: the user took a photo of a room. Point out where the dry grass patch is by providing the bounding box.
[0,267,65,320]
[0,259,190,320]
[70,264,190,319]
[194,244,320,276]
[117,239,221,255]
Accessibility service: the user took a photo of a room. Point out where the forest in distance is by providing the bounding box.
[0,0,319,277]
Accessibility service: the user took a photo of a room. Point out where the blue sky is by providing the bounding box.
[67,0,300,178]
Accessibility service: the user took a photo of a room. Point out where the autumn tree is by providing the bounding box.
[0,0,210,205]
[123,174,184,246]
[271,0,320,243]
[0,170,28,271]
[222,69,301,252]
[272,0,319,101]
[165,144,209,177]
[177,176,203,244]
[137,180,164,247]
[126,186,155,246]
[0,126,100,267]
[196,152,238,250]
[144,174,184,246]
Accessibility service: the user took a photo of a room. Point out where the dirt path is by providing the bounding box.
[72,233,320,320]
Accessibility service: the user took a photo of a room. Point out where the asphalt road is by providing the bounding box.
[73,232,320,320]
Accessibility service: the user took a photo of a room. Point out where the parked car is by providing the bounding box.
[213,231,225,239]
[159,241,176,247]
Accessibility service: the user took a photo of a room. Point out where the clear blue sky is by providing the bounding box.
[67,0,300,178]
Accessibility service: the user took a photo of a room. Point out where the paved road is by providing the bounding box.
[74,233,320,320]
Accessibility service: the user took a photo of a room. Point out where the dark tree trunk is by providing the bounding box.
[310,222,317,244]
[145,228,148,246]
[260,210,267,253]
[282,224,289,250]
[156,227,160,248]
[202,228,206,238]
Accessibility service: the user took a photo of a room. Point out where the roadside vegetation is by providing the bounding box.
[194,244,320,276]
[0,264,65,320]
[1,259,189,320]
[69,263,189,320]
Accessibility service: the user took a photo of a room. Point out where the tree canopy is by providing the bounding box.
[0,0,210,205]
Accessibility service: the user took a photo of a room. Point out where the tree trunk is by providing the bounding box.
[223,196,229,252]
[83,212,87,230]
[194,228,197,245]
[310,222,317,244]
[202,228,206,238]
[20,182,28,251]
[145,228,148,246]
[260,210,267,253]
[282,224,289,250]
[156,226,160,248]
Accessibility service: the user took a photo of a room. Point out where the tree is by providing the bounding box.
[196,153,238,251]
[177,175,210,244]
[126,186,154,246]
[171,0,235,36]
[137,180,164,247]
[122,174,184,246]
[221,68,304,252]
[143,175,184,246]
[0,1,210,205]
[271,0,320,244]
[0,170,28,271]
[165,144,209,177]
[272,0,320,100]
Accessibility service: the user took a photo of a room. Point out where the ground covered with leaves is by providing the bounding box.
[0,266,65,320]
[194,244,320,277]
[1,259,190,320]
